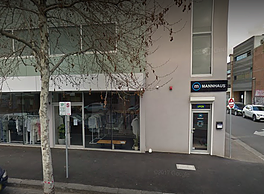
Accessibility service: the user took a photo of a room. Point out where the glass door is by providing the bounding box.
[69,106,83,146]
[54,104,83,146]
[191,111,210,152]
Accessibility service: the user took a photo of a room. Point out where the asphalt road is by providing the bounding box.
[226,114,264,155]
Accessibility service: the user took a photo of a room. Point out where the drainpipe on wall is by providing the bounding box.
[229,54,234,98]
[252,77,256,105]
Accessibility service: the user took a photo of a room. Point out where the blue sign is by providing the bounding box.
[192,82,201,91]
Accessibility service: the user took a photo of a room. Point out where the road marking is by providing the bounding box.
[176,164,196,171]
[254,129,264,137]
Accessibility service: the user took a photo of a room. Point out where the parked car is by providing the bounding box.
[226,102,245,116]
[242,105,264,122]
[0,167,8,191]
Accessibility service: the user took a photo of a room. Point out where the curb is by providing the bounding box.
[225,132,264,163]
[8,178,174,194]
[231,135,264,162]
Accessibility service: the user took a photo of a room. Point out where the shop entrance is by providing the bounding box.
[54,103,83,146]
[191,104,211,153]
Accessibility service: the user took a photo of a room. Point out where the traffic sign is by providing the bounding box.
[59,102,71,115]
[228,98,235,109]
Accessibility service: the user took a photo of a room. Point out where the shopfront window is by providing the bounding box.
[84,91,140,151]
[52,92,82,102]
[0,93,40,144]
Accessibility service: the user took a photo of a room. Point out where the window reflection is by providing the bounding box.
[0,93,40,144]
[84,92,140,150]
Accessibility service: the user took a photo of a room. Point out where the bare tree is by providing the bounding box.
[0,0,191,193]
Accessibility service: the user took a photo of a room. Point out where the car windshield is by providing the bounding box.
[253,106,264,111]
[236,104,244,109]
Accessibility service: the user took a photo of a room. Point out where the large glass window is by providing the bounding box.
[50,26,80,55]
[13,29,40,56]
[193,0,212,33]
[0,31,13,57]
[0,93,40,144]
[192,0,213,75]
[82,23,116,52]
[4,23,116,57]
[52,91,140,150]
[192,34,211,74]
[84,91,140,151]
[52,92,82,102]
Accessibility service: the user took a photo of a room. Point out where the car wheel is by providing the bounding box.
[243,112,246,118]
[234,111,238,116]
[253,115,257,122]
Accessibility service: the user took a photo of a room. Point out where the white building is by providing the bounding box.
[0,0,229,157]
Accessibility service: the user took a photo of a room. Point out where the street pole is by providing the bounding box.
[65,115,69,178]
[229,110,232,158]
[228,98,234,158]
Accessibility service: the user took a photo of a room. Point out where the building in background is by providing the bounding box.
[227,59,232,101]
[253,41,264,105]
[232,35,264,104]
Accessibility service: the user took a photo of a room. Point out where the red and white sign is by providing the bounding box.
[59,102,71,115]
[228,98,235,109]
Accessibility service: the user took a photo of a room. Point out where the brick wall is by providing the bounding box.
[253,44,264,104]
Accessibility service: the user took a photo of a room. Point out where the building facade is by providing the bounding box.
[0,0,229,157]
[232,35,264,104]
[253,42,264,105]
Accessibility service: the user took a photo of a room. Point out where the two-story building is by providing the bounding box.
[232,35,264,104]
[0,0,229,157]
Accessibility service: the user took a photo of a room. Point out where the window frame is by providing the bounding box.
[1,23,117,59]
[191,0,214,77]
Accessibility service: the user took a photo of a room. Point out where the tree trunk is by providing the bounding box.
[38,2,55,194]
[39,73,55,194]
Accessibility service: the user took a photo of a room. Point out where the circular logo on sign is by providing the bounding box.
[192,82,201,91]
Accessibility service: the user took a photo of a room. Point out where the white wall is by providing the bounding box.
[144,0,229,156]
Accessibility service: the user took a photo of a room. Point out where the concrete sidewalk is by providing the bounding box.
[1,135,264,194]
[225,133,264,163]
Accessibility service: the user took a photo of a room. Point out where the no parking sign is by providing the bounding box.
[59,102,71,115]
[228,98,235,109]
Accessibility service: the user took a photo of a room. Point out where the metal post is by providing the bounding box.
[65,115,69,178]
[229,111,232,158]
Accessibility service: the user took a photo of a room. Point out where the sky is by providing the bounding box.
[228,0,264,61]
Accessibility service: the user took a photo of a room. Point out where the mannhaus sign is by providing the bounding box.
[191,80,228,92]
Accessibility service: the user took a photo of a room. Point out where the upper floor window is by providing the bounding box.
[1,23,116,57]
[14,28,40,56]
[0,30,13,57]
[82,23,116,52]
[192,0,213,75]
[234,50,251,61]
[50,26,80,55]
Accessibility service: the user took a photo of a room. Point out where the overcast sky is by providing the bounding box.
[228,0,264,60]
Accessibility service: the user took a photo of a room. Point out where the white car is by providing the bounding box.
[242,105,264,122]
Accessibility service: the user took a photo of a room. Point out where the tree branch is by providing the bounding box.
[50,48,93,74]
[0,29,39,56]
